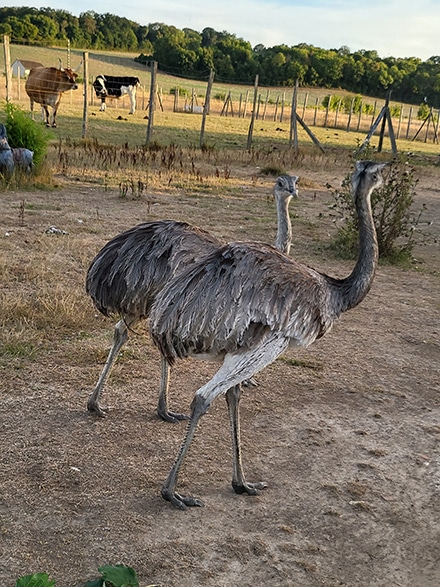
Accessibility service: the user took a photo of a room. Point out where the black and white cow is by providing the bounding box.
[93,75,140,114]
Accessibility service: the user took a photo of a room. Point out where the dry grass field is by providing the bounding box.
[0,136,439,586]
[3,42,439,150]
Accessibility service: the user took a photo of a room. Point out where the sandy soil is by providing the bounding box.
[0,162,439,587]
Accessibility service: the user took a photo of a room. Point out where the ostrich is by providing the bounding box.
[0,124,14,179]
[86,175,298,421]
[150,160,388,509]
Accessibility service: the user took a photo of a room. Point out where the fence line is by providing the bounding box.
[2,36,439,149]
[3,73,439,146]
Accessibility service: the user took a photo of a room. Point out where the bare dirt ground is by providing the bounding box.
[0,161,439,587]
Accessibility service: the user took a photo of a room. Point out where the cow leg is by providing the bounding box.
[51,105,59,128]
[42,106,51,127]
[100,99,106,112]
[129,90,136,114]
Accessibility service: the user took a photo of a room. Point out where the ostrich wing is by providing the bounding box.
[86,220,221,319]
[151,241,334,365]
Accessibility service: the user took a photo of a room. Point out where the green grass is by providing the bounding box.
[0,341,37,360]
[2,42,424,115]
[2,42,439,181]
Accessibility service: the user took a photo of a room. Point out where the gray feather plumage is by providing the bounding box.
[151,161,386,368]
[151,241,333,365]
[86,220,221,320]
[85,175,298,419]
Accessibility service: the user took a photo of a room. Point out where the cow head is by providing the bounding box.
[57,59,81,90]
[62,68,79,90]
[93,75,108,98]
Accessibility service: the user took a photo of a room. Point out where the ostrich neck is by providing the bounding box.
[333,191,378,314]
[275,197,292,255]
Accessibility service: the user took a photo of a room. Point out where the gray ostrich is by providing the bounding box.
[86,175,298,421]
[0,124,14,179]
[150,160,388,509]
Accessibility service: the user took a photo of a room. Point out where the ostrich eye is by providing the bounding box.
[372,173,378,181]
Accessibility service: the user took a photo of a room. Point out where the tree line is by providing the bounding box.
[1,6,440,108]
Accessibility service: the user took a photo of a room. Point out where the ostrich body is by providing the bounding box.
[86,175,298,420]
[150,160,387,509]
[86,220,221,421]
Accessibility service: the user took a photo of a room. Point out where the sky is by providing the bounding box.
[3,0,440,61]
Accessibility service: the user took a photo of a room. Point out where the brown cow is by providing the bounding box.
[25,66,79,127]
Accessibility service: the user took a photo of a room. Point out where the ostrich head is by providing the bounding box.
[273,174,299,203]
[351,160,389,205]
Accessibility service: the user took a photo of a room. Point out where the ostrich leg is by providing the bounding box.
[161,333,288,509]
[87,319,129,416]
[157,356,190,423]
[226,384,267,495]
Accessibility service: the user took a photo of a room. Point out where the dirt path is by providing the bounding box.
[0,165,439,587]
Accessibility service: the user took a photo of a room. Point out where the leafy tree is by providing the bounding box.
[1,6,440,105]
[29,14,59,42]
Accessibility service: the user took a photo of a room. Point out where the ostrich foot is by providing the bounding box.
[232,480,268,495]
[158,409,190,424]
[242,377,258,387]
[161,488,204,510]
[87,397,109,418]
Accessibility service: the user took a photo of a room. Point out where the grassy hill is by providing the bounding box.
[2,42,398,109]
[1,41,436,156]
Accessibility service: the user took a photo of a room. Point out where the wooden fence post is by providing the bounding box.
[302,92,308,119]
[246,74,259,150]
[280,91,285,122]
[377,93,391,152]
[243,89,249,118]
[173,87,179,112]
[347,97,355,132]
[424,108,432,142]
[434,111,440,143]
[262,89,269,120]
[200,69,214,148]
[273,95,279,122]
[371,100,377,126]
[82,51,89,139]
[256,94,261,120]
[289,80,299,151]
[334,98,342,128]
[397,104,403,139]
[146,61,157,144]
[313,97,319,126]
[357,102,362,131]
[406,106,413,139]
[324,95,330,127]
[3,35,12,103]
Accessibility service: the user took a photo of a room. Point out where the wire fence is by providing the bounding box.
[2,38,439,150]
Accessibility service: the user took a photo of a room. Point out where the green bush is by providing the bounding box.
[3,101,52,169]
[417,102,430,120]
[322,94,364,115]
[328,154,422,264]
[16,573,55,587]
[170,86,190,97]
[15,564,140,587]
[389,104,401,117]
